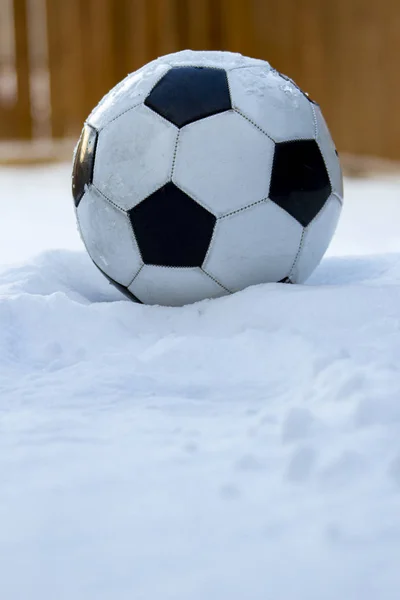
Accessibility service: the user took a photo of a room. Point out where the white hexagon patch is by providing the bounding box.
[77,187,142,286]
[93,104,178,211]
[204,201,303,291]
[228,66,316,143]
[290,194,342,283]
[173,111,274,216]
[129,265,227,306]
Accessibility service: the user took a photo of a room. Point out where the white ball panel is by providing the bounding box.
[228,67,315,143]
[129,266,227,306]
[87,63,170,130]
[290,194,342,283]
[204,201,303,291]
[77,187,142,286]
[173,111,274,216]
[93,104,177,211]
[314,105,344,198]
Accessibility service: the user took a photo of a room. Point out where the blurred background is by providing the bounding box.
[1,0,400,170]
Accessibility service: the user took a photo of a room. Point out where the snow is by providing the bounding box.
[157,49,270,70]
[1,163,400,600]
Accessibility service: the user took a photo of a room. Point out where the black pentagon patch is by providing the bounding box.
[144,66,231,128]
[72,124,98,207]
[129,182,216,268]
[269,140,331,227]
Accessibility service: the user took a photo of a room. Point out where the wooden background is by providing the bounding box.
[1,0,400,160]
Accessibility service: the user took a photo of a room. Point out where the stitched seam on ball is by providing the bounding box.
[99,101,143,131]
[91,184,128,214]
[169,177,216,215]
[88,183,144,277]
[311,103,318,140]
[148,64,174,92]
[225,70,234,108]
[233,108,275,142]
[228,64,270,73]
[201,268,232,293]
[100,66,171,130]
[170,130,180,178]
[126,213,144,264]
[76,207,131,291]
[320,148,334,192]
[304,190,339,230]
[136,264,202,271]
[272,136,316,144]
[143,104,182,130]
[166,62,230,71]
[313,107,336,194]
[219,198,267,219]
[300,200,327,231]
[202,219,219,266]
[288,228,306,279]
[94,180,176,216]
[332,191,343,206]
[127,264,144,288]
[227,65,251,73]
[308,204,326,228]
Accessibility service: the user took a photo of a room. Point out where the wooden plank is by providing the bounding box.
[112,0,153,85]
[0,104,21,140]
[123,0,153,73]
[314,0,344,151]
[46,0,85,138]
[80,0,116,115]
[357,1,385,157]
[373,0,400,159]
[322,0,374,156]
[45,0,63,137]
[209,0,223,50]
[383,0,400,159]
[185,0,212,50]
[292,0,326,104]
[13,0,32,139]
[245,0,295,70]
[110,0,128,83]
[255,0,296,70]
[0,0,17,140]
[219,0,253,56]
[146,0,180,60]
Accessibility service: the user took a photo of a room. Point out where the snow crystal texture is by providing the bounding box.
[1,163,400,599]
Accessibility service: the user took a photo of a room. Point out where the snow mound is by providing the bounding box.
[2,165,400,600]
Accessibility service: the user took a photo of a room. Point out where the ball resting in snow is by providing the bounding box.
[72,50,343,306]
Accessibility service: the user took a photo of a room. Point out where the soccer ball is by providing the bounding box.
[72,50,343,306]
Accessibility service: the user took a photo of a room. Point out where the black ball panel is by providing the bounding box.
[129,182,216,268]
[144,66,231,128]
[72,124,98,207]
[269,140,331,227]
